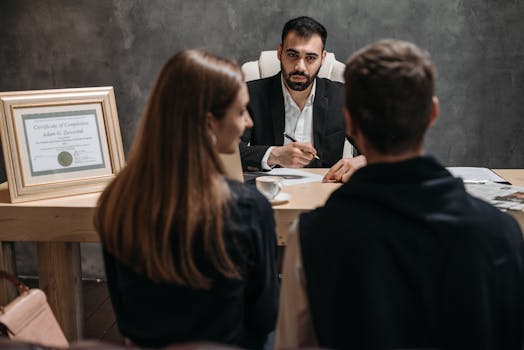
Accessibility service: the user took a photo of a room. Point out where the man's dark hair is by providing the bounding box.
[344,39,436,155]
[281,16,327,49]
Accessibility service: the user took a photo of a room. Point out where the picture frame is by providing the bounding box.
[0,87,125,203]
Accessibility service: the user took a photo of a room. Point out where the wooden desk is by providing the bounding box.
[493,169,524,186]
[0,182,99,341]
[0,168,523,340]
[271,169,340,245]
[272,169,524,244]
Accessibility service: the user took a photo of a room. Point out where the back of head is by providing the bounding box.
[282,16,327,48]
[95,50,244,289]
[344,39,436,155]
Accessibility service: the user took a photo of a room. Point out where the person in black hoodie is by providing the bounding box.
[275,39,524,350]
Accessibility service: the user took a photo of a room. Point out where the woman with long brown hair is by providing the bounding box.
[94,50,278,349]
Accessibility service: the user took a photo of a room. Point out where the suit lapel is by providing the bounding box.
[313,78,328,159]
[269,73,285,145]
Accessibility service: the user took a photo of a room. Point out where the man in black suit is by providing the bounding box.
[240,16,365,175]
[276,39,524,349]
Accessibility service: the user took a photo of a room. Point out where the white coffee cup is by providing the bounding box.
[256,176,283,200]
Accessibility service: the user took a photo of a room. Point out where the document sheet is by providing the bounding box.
[446,167,510,184]
[466,183,524,211]
[264,168,323,186]
[243,168,323,186]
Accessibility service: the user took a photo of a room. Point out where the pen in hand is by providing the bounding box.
[283,133,320,160]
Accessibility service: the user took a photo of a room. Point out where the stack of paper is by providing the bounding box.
[446,167,510,184]
[465,182,524,211]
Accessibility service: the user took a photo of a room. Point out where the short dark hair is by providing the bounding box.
[281,16,327,49]
[344,39,436,155]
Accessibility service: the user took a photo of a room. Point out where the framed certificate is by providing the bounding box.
[0,87,125,202]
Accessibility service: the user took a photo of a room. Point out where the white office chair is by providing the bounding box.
[241,50,354,158]
[241,50,346,83]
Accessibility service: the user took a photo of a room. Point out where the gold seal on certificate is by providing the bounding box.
[57,151,73,167]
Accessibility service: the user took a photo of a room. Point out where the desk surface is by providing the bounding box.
[1,168,521,207]
[0,182,99,208]
[493,169,524,186]
[0,168,523,243]
[0,169,338,242]
[0,182,99,242]
[0,169,337,209]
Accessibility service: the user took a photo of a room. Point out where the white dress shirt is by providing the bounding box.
[283,77,316,145]
[261,77,317,170]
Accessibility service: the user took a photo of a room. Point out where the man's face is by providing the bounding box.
[278,31,326,91]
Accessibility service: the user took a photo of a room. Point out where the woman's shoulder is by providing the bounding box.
[225,179,271,212]
[224,179,276,257]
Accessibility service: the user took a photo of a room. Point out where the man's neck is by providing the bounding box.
[283,80,314,111]
[364,148,424,165]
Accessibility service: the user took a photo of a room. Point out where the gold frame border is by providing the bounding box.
[0,87,125,203]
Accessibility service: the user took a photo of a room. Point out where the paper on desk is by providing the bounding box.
[446,167,509,184]
[465,182,524,211]
[265,168,323,186]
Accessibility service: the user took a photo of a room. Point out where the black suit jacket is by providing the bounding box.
[240,73,346,170]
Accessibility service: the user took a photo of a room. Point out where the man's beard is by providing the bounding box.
[281,64,320,91]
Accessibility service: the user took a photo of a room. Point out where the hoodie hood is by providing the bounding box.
[333,156,470,225]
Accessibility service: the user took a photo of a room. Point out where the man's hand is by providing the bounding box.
[323,155,367,183]
[268,142,317,168]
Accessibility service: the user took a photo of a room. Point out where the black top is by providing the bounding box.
[240,73,346,170]
[299,156,524,349]
[103,180,278,349]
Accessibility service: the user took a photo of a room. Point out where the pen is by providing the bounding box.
[283,133,320,160]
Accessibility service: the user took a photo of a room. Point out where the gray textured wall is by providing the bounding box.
[1,0,524,184]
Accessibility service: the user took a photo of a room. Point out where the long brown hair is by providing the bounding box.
[94,50,244,289]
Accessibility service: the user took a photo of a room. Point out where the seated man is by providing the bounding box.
[240,16,364,171]
[276,39,524,349]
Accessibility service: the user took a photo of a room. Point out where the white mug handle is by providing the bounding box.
[274,182,282,198]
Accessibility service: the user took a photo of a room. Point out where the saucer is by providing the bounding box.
[269,192,291,205]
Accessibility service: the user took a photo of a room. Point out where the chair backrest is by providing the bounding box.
[241,50,346,83]
[219,146,244,183]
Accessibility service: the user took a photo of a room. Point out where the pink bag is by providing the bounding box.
[0,270,69,348]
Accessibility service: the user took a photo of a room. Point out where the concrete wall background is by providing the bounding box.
[1,1,523,277]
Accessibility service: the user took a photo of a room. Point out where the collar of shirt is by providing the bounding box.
[281,75,316,110]
[281,75,316,144]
